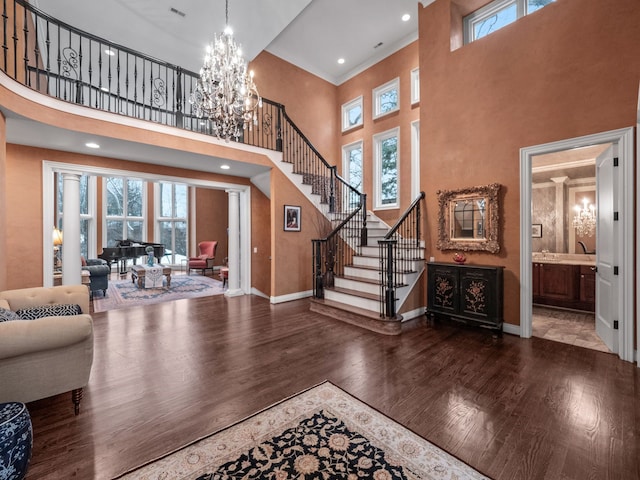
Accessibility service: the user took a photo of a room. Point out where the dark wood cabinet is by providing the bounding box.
[426,262,504,333]
[532,262,595,312]
[579,265,596,308]
[539,263,577,301]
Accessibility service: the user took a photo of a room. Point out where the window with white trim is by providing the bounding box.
[464,0,554,44]
[341,96,363,132]
[156,182,188,265]
[410,68,420,105]
[104,177,146,246]
[342,141,363,208]
[372,78,399,119]
[373,128,399,209]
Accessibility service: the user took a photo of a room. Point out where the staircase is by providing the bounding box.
[309,210,425,334]
[269,105,426,335]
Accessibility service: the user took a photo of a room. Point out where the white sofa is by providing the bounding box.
[0,285,94,414]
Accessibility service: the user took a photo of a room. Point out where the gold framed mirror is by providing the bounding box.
[436,183,500,253]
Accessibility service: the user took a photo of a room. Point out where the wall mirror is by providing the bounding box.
[437,183,500,253]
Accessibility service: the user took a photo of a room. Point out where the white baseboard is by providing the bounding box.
[270,290,313,304]
[251,288,269,300]
[400,307,426,322]
[502,322,520,336]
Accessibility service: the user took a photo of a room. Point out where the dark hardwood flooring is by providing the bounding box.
[24,294,640,479]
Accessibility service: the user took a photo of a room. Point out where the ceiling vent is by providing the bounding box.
[373,42,383,49]
[169,7,186,17]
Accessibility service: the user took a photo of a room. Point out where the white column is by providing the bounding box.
[225,189,243,297]
[61,173,82,285]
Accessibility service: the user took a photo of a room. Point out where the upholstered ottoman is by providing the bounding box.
[0,402,32,480]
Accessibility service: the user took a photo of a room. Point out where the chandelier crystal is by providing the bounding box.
[189,0,261,142]
[572,198,596,237]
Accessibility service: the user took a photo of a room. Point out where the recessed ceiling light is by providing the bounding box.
[85,142,100,149]
[402,13,411,22]
[337,58,345,64]
[104,49,115,56]
[220,164,230,170]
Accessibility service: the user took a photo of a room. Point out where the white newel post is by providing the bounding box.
[225,189,243,297]
[61,173,82,285]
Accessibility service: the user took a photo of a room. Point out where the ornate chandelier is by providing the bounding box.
[189,0,261,142]
[572,198,596,237]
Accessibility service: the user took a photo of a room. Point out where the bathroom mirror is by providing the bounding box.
[437,183,500,253]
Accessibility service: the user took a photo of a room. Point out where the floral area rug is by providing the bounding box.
[93,274,225,312]
[114,381,489,480]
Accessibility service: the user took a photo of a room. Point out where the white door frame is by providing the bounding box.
[42,161,252,295]
[519,127,634,363]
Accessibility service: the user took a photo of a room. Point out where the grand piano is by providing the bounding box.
[98,240,166,275]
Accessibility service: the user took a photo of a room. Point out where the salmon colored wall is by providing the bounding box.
[419,0,640,327]
[4,143,255,289]
[270,168,329,298]
[337,41,420,224]
[251,51,339,163]
[251,186,272,297]
[0,113,7,291]
[194,188,229,265]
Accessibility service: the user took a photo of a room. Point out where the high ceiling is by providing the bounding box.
[31,0,427,85]
[4,0,429,177]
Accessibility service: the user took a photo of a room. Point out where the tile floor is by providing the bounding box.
[532,305,610,353]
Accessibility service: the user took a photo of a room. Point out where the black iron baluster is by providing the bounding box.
[45,20,50,95]
[11,0,16,78]
[124,51,129,116]
[21,0,26,84]
[133,60,138,118]
[75,36,82,104]
[33,7,39,91]
[107,44,112,111]
[2,0,7,73]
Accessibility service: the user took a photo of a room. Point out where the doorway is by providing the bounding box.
[42,161,253,296]
[519,128,634,362]
[530,144,606,352]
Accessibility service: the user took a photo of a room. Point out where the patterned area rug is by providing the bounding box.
[115,382,489,480]
[93,274,225,312]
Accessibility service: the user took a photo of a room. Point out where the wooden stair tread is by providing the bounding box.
[311,298,383,320]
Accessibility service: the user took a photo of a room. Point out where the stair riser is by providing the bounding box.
[352,257,423,272]
[341,228,388,238]
[334,278,380,295]
[360,246,425,259]
[344,266,380,281]
[324,290,381,312]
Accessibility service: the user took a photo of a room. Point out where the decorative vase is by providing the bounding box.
[452,252,466,264]
[147,253,154,266]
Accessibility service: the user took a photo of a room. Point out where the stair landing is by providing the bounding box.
[309,297,405,335]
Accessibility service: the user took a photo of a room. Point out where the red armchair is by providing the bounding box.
[188,241,218,275]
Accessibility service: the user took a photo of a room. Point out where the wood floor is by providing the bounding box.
[24,294,640,479]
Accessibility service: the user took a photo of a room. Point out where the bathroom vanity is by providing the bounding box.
[532,254,596,312]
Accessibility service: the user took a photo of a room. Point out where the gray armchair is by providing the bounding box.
[82,259,110,296]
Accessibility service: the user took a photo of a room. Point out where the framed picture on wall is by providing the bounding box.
[532,224,542,238]
[284,205,301,232]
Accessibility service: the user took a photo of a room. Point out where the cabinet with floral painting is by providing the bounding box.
[426,262,504,334]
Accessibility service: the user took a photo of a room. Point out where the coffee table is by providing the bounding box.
[131,265,172,288]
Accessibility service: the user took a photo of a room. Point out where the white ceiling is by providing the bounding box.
[31,0,425,85]
[4,0,428,178]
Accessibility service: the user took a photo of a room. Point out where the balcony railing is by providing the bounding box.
[2,0,283,150]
